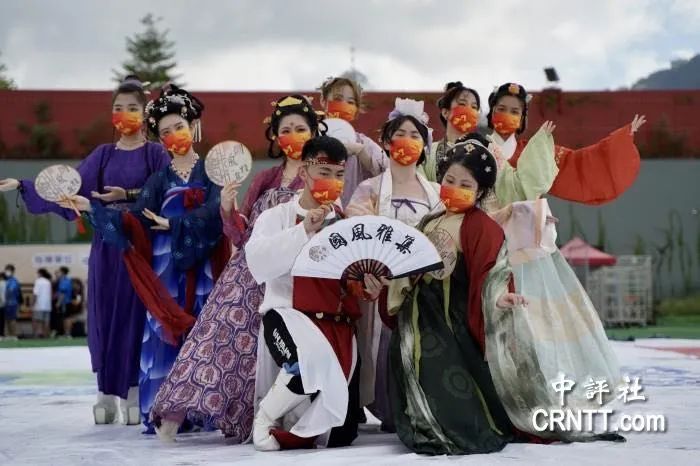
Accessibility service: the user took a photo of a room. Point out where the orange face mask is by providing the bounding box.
[449,105,479,134]
[326,100,358,122]
[390,137,424,166]
[162,128,193,156]
[491,111,521,136]
[309,177,344,205]
[278,132,311,160]
[112,111,143,136]
[440,185,476,213]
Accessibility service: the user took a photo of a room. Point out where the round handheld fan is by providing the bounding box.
[324,118,357,144]
[35,164,82,202]
[292,216,444,284]
[205,140,253,186]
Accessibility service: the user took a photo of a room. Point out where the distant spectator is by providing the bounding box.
[32,268,53,338]
[53,267,73,337]
[3,264,21,340]
[0,270,6,337]
[62,278,84,338]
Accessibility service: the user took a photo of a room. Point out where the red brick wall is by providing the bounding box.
[1,89,698,159]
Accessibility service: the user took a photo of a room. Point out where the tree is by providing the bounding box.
[0,51,17,90]
[113,14,180,86]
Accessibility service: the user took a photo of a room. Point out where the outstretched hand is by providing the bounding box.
[0,178,20,192]
[630,114,647,135]
[143,208,170,231]
[91,186,127,202]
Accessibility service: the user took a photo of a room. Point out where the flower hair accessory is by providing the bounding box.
[387,97,433,154]
[387,98,430,127]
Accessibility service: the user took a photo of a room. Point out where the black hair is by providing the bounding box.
[379,115,429,166]
[443,135,497,202]
[301,135,348,164]
[437,81,481,127]
[145,84,205,138]
[487,82,528,135]
[265,94,325,159]
[5,264,15,272]
[38,268,52,280]
[112,74,148,107]
[59,266,70,275]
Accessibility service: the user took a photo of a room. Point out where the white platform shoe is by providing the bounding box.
[93,392,118,425]
[119,386,141,426]
[253,369,309,451]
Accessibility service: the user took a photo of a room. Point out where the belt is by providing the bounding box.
[305,311,354,324]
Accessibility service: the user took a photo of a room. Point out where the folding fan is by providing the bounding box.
[291,216,444,284]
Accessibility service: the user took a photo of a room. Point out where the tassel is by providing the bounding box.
[192,119,202,143]
[75,216,87,235]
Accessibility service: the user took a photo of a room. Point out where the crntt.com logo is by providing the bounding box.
[532,372,667,434]
[531,408,667,433]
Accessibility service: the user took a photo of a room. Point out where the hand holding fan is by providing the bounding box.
[292,216,444,296]
[205,140,253,186]
[35,164,83,217]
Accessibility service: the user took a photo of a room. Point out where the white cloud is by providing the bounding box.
[0,0,696,93]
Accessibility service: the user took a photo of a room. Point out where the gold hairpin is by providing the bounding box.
[277,96,304,107]
[508,83,520,95]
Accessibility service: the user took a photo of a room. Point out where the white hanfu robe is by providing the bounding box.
[246,196,356,444]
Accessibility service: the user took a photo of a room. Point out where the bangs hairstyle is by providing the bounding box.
[301,135,348,164]
[437,81,481,127]
[265,94,326,159]
[379,115,430,166]
[486,82,528,135]
[444,136,497,201]
[112,74,148,107]
[319,77,364,111]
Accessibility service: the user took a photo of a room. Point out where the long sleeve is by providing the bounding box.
[87,169,165,250]
[245,208,309,284]
[345,179,377,217]
[495,127,558,205]
[240,166,279,220]
[420,142,439,182]
[460,208,509,354]
[221,207,246,247]
[357,133,387,177]
[167,182,224,271]
[19,144,109,220]
[548,124,639,205]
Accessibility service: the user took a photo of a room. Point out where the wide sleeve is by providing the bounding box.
[87,170,165,250]
[168,181,224,271]
[19,144,109,220]
[459,208,510,354]
[549,124,639,205]
[240,168,275,221]
[245,208,309,284]
[147,143,172,173]
[357,133,387,177]
[221,207,246,247]
[494,128,558,205]
[420,142,439,182]
[345,179,377,217]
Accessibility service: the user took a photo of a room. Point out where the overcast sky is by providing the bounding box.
[2,0,698,101]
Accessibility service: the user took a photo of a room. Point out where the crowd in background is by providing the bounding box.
[0,263,85,340]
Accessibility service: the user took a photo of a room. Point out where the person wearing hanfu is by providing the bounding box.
[345,98,443,431]
[318,77,387,206]
[63,85,229,433]
[149,95,326,443]
[247,136,387,451]
[420,81,482,183]
[0,76,170,425]
[486,82,647,206]
[237,94,321,225]
[385,141,529,455]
